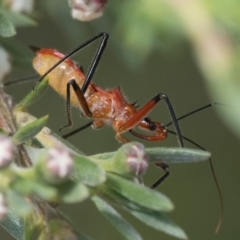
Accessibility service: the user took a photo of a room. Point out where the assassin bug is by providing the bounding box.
[31,32,185,187]
[6,32,223,231]
[31,32,221,184]
[31,32,183,146]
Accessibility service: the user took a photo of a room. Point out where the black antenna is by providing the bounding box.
[4,74,39,87]
[165,103,225,127]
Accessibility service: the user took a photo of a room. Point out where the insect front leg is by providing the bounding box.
[118,93,184,147]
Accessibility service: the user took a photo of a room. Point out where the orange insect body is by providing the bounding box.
[32,49,158,142]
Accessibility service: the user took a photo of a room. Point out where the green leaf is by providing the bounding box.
[146,147,211,163]
[128,209,187,240]
[1,208,24,240]
[0,13,16,37]
[106,173,173,212]
[14,78,49,111]
[71,155,106,186]
[93,147,210,163]
[14,111,85,156]
[58,181,89,203]
[92,196,142,240]
[99,189,187,239]
[13,115,49,145]
[101,186,150,212]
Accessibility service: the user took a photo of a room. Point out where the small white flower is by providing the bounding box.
[3,0,34,13]
[46,147,73,179]
[0,47,11,83]
[0,135,14,168]
[69,0,107,21]
[0,193,7,220]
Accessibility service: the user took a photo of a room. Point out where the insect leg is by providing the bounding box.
[59,79,93,131]
[150,163,170,189]
[119,93,184,147]
[81,33,108,93]
[129,129,167,142]
[62,121,93,139]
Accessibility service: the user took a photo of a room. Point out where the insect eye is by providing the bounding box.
[144,117,151,122]
[149,122,156,131]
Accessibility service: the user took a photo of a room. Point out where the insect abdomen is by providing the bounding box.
[32,49,95,107]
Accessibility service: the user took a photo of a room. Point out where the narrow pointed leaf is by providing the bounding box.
[91,147,210,163]
[101,186,149,212]
[106,173,173,212]
[71,155,106,186]
[15,111,84,155]
[92,196,142,240]
[1,208,24,240]
[146,147,211,163]
[128,209,187,240]
[14,78,49,111]
[99,190,187,239]
[13,115,49,145]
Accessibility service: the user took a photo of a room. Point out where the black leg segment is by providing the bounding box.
[154,93,184,147]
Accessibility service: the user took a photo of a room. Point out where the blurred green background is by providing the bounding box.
[1,0,240,239]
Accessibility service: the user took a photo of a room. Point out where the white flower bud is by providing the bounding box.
[0,193,7,220]
[126,143,148,176]
[46,147,73,179]
[69,0,107,21]
[0,135,14,168]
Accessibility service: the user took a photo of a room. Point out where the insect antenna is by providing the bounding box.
[167,129,223,233]
[165,102,225,127]
[4,74,39,87]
